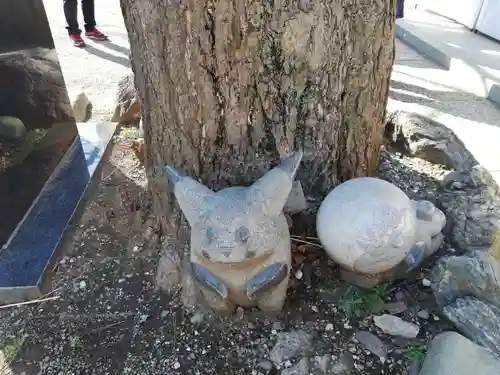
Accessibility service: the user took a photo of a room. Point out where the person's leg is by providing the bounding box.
[63,0,80,33]
[82,0,108,40]
[63,0,85,47]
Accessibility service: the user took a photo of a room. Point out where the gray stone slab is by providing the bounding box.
[419,332,500,375]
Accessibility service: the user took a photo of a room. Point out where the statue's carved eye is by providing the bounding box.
[235,226,250,244]
[206,228,216,243]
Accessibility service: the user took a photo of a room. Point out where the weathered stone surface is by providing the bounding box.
[438,165,500,251]
[165,152,302,314]
[419,332,500,375]
[355,331,387,360]
[280,358,309,375]
[111,73,140,124]
[0,48,74,129]
[373,314,419,338]
[317,177,446,284]
[386,111,475,170]
[0,116,26,140]
[329,352,354,375]
[430,250,500,308]
[71,92,92,122]
[384,301,407,314]
[283,181,307,214]
[443,296,500,358]
[270,330,311,366]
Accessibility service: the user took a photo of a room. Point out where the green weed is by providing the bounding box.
[403,344,427,363]
[339,284,388,318]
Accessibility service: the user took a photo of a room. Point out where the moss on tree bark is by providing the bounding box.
[120,0,396,304]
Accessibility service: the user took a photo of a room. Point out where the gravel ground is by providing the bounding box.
[0,128,458,375]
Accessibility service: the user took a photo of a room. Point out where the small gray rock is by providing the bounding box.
[256,360,273,371]
[417,310,430,320]
[430,250,500,309]
[0,116,26,140]
[383,301,407,314]
[280,358,309,375]
[283,181,307,214]
[270,330,311,366]
[355,331,387,360]
[312,355,330,373]
[373,314,419,338]
[419,332,500,375]
[329,352,354,375]
[443,296,500,358]
[438,166,500,251]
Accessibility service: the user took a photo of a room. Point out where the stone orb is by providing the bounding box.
[317,177,417,274]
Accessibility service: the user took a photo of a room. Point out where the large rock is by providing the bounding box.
[0,48,74,129]
[419,332,500,375]
[0,116,26,140]
[430,250,500,308]
[71,92,92,122]
[385,111,475,170]
[443,296,500,358]
[438,165,500,251]
[270,330,311,366]
[111,73,140,124]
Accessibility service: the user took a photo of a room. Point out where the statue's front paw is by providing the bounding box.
[246,262,289,301]
[191,263,228,299]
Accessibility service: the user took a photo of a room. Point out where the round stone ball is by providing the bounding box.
[316,177,417,274]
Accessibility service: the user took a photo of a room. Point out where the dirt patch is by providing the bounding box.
[0,131,457,375]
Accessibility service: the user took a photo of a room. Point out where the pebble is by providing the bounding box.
[417,310,430,320]
[256,360,273,371]
[173,362,180,370]
[295,269,303,279]
[79,280,87,289]
[325,323,334,332]
[422,278,431,287]
[373,314,420,338]
[355,331,387,361]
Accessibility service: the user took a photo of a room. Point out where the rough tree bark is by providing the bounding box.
[120,0,395,304]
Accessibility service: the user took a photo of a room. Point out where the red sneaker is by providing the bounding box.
[69,33,86,47]
[85,28,108,41]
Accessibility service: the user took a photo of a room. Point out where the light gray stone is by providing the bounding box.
[373,314,419,338]
[280,358,309,375]
[0,116,26,140]
[329,352,354,375]
[386,110,475,170]
[270,330,311,366]
[417,310,430,320]
[419,332,500,375]
[256,360,273,371]
[165,152,303,314]
[317,177,445,287]
[438,166,500,251]
[355,331,387,360]
[312,355,330,373]
[443,296,500,358]
[430,250,500,309]
[71,92,92,122]
[111,73,140,124]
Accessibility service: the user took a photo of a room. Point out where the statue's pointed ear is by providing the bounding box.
[164,165,215,226]
[247,151,303,217]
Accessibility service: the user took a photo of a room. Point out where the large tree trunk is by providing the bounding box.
[120,0,395,304]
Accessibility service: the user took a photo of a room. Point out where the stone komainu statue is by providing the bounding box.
[165,152,303,314]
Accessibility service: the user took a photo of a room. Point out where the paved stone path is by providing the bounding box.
[391,40,500,183]
[43,0,500,183]
[43,0,130,113]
